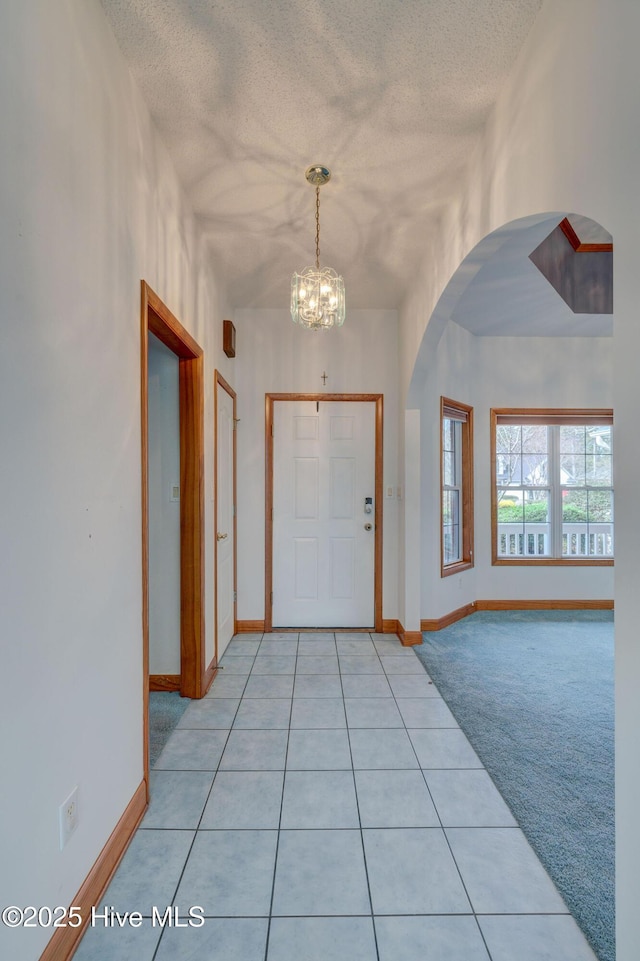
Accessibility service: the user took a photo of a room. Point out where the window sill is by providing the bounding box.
[492,557,613,567]
[442,560,474,578]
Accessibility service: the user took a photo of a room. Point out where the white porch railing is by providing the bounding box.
[498,523,613,557]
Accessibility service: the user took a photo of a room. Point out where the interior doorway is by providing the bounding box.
[147,334,180,684]
[140,281,205,791]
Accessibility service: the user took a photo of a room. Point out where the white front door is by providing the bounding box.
[272,400,376,627]
[216,377,235,659]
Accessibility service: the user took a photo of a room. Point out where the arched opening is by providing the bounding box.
[403,211,614,961]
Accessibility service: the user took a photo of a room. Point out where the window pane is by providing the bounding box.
[442,418,454,452]
[586,425,612,456]
[560,425,586,453]
[444,525,460,564]
[443,451,455,487]
[522,453,548,486]
[496,424,521,455]
[586,489,613,524]
[562,489,588,524]
[521,424,547,454]
[443,489,460,564]
[442,489,460,526]
[588,490,614,556]
[497,454,521,486]
[562,489,613,556]
[586,454,612,486]
[497,491,549,556]
[497,489,523,513]
[561,453,585,486]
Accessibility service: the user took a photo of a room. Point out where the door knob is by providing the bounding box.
[217,532,228,541]
[364,523,372,531]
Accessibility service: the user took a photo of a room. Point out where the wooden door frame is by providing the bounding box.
[214,371,238,661]
[141,281,205,793]
[265,393,384,632]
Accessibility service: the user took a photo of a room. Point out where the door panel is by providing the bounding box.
[294,538,319,598]
[331,537,355,598]
[295,458,319,518]
[272,400,375,627]
[330,457,355,517]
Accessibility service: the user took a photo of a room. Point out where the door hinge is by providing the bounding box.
[233,591,237,603]
[233,504,236,517]
[270,591,273,604]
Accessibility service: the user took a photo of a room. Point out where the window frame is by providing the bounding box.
[490,407,614,567]
[441,396,474,577]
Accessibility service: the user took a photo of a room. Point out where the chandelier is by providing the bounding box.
[291,165,345,330]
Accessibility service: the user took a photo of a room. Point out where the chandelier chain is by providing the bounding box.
[315,186,320,270]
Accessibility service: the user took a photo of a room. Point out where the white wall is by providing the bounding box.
[148,334,180,675]
[0,2,230,958]
[399,1,640,955]
[232,308,400,623]
[473,334,613,602]
[419,322,614,620]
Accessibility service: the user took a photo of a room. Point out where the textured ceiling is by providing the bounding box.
[451,216,612,338]
[99,0,544,313]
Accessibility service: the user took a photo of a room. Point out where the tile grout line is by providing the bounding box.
[263,630,298,961]
[349,636,498,957]
[148,652,253,960]
[388,643,496,957]
[341,631,382,961]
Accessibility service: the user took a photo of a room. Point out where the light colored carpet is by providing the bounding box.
[149,691,190,767]
[414,610,614,961]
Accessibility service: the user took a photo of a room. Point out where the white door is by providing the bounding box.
[216,378,235,659]
[272,400,376,627]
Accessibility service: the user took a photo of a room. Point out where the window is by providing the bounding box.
[491,408,613,565]
[441,397,474,576]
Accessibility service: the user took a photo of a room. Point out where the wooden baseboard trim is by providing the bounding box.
[39,780,147,961]
[421,602,476,632]
[149,674,180,692]
[382,619,400,634]
[236,620,265,633]
[422,598,614,632]
[282,628,372,633]
[475,598,614,611]
[395,620,422,646]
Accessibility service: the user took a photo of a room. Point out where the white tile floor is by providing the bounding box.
[75,632,598,961]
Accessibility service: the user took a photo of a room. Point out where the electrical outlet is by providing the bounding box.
[59,787,79,850]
